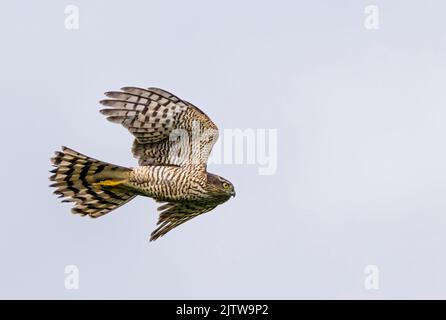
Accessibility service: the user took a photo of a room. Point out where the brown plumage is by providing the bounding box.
[50,87,235,241]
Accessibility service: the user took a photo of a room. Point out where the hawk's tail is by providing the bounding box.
[49,146,136,218]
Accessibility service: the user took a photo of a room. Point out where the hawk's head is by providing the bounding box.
[206,173,236,203]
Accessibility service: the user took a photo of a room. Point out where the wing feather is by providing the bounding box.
[100,87,218,167]
[150,202,215,241]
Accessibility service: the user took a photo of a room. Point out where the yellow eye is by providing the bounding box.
[222,182,230,189]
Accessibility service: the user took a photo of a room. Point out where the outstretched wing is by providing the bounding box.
[150,202,216,241]
[100,87,219,167]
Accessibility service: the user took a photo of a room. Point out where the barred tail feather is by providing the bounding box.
[49,146,136,218]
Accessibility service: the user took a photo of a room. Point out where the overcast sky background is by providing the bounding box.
[0,0,445,299]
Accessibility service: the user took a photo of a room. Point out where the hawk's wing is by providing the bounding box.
[100,87,219,167]
[150,202,216,241]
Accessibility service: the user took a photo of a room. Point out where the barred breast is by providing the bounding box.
[128,166,206,202]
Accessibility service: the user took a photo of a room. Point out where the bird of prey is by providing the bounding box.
[49,87,235,241]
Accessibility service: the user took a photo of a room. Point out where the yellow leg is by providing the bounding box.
[93,179,126,187]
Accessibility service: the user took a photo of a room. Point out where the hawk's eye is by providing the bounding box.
[222,182,230,189]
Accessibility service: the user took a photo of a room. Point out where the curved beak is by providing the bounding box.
[230,191,236,198]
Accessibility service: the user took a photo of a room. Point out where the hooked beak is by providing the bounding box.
[230,191,236,198]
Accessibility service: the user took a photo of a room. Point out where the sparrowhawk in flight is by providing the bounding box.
[50,87,235,241]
